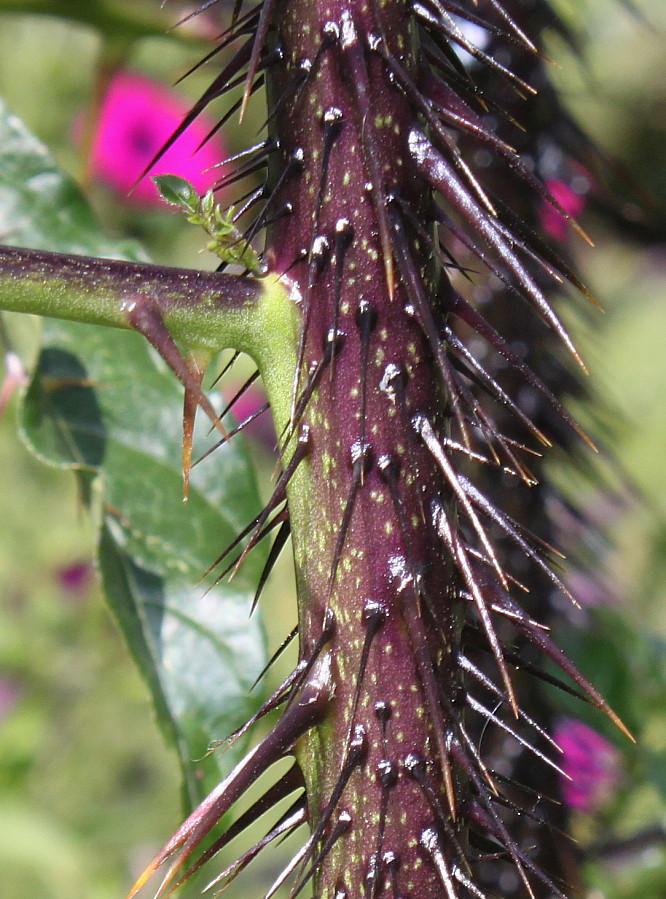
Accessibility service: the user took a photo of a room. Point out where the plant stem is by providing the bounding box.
[263,3,463,896]
[0,244,264,354]
[0,0,202,43]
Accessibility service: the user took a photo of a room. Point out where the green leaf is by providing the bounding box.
[153,174,200,216]
[553,609,666,741]
[153,172,266,275]
[0,0,202,45]
[0,97,145,260]
[551,607,666,813]
[0,97,268,805]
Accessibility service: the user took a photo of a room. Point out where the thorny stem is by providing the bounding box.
[0,1,638,897]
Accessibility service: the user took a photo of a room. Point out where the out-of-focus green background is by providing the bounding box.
[0,1,664,897]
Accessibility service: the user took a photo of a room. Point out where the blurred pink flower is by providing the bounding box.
[0,351,28,416]
[554,718,621,812]
[0,675,21,723]
[540,178,588,241]
[223,381,276,453]
[86,70,226,206]
[56,560,94,600]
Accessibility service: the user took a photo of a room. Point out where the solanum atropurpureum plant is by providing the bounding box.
[0,0,639,897]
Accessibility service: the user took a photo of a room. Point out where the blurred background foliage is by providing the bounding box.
[0,0,664,897]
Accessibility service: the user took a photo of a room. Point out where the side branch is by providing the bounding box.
[0,244,262,354]
[0,0,201,42]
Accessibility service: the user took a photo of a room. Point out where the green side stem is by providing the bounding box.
[0,244,282,354]
[0,0,203,42]
[0,241,307,453]
[0,237,311,533]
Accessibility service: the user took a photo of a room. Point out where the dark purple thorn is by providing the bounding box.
[377,453,401,483]
[322,20,340,44]
[376,759,398,790]
[403,751,427,780]
[363,599,387,631]
[327,443,371,592]
[374,700,392,724]
[379,362,408,403]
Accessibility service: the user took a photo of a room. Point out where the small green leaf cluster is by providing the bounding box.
[153,174,265,276]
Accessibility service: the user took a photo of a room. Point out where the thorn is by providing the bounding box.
[125,298,226,444]
[355,300,376,464]
[240,0,277,123]
[416,416,510,593]
[181,353,203,501]
[250,623,298,691]
[251,516,291,613]
[125,661,331,899]
[230,425,309,579]
[285,326,341,449]
[432,500,518,713]
[388,205,472,447]
[402,598,459,820]
[467,694,570,778]
[328,440,372,593]
[202,801,307,895]
[290,810,351,899]
[410,129,587,371]
[133,36,255,190]
[330,217,354,384]
[168,767,305,892]
[420,827,460,899]
[293,723,368,884]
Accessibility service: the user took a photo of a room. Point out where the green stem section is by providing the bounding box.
[0,244,273,352]
[0,0,202,42]
[0,241,303,449]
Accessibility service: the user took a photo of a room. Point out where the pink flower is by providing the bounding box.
[540,178,588,241]
[0,351,28,416]
[223,381,276,453]
[554,718,621,812]
[55,560,94,599]
[0,676,21,723]
[87,70,227,207]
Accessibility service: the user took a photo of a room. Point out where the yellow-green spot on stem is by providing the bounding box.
[321,453,336,477]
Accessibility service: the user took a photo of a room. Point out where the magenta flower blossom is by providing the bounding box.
[540,177,588,241]
[554,718,621,812]
[87,70,227,206]
[56,560,94,599]
[223,381,276,453]
[0,676,21,723]
[0,351,28,416]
